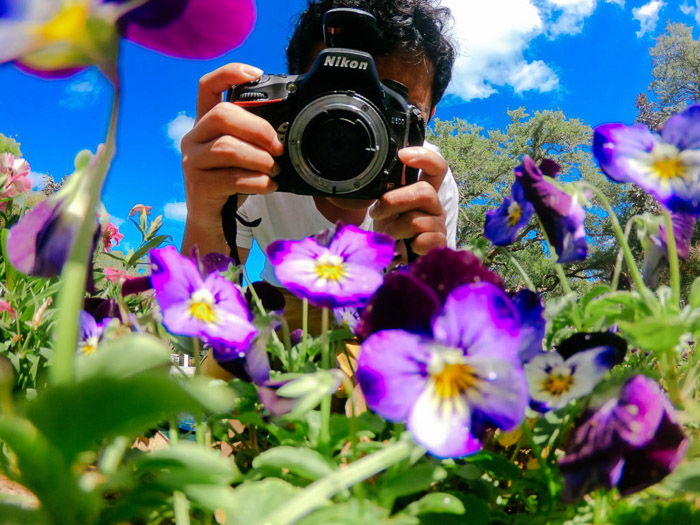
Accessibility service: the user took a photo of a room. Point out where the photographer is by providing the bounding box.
[181,0,458,340]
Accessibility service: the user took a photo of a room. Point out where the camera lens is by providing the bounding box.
[301,110,374,181]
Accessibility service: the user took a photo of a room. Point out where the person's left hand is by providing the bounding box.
[370,146,449,257]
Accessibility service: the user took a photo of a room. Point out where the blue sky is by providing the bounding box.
[0,0,698,280]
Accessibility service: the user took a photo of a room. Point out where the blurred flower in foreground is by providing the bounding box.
[7,148,100,277]
[267,223,395,308]
[525,332,626,412]
[484,180,534,246]
[0,153,31,211]
[0,0,257,77]
[101,221,123,250]
[149,246,256,350]
[516,156,587,263]
[593,104,700,215]
[357,282,527,458]
[559,375,687,502]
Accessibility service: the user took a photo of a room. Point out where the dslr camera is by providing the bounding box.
[226,8,426,199]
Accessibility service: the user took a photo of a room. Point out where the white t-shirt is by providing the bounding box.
[236,143,459,286]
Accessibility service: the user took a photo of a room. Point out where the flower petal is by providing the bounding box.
[330,224,395,269]
[593,123,657,184]
[7,199,56,274]
[512,289,545,363]
[150,246,202,312]
[432,282,521,360]
[661,104,700,151]
[357,330,430,421]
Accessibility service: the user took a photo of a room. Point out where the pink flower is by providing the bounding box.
[0,300,16,319]
[129,204,152,216]
[0,153,31,210]
[103,266,130,282]
[101,222,124,250]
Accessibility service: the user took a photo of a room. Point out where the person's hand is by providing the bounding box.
[369,146,448,257]
[181,63,284,229]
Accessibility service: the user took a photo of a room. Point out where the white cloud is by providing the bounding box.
[680,1,700,25]
[632,0,665,37]
[164,201,187,222]
[605,0,625,6]
[59,69,103,109]
[544,0,597,36]
[166,113,194,152]
[27,170,47,190]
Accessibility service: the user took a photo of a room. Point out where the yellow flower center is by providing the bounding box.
[434,363,479,399]
[507,201,522,227]
[79,337,98,355]
[38,1,90,43]
[188,289,218,324]
[542,372,574,396]
[315,253,346,282]
[652,156,687,180]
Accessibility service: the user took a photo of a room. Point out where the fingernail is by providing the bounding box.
[242,65,263,79]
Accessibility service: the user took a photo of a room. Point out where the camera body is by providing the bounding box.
[226,10,425,199]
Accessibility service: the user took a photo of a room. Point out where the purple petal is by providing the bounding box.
[465,356,527,431]
[357,330,431,421]
[410,247,505,303]
[118,0,257,59]
[7,200,56,275]
[485,180,535,246]
[83,297,122,323]
[355,271,441,340]
[613,375,666,447]
[14,61,85,79]
[539,158,562,178]
[512,289,545,363]
[79,310,99,341]
[516,157,587,263]
[330,224,395,269]
[661,104,700,150]
[407,388,481,458]
[555,331,627,365]
[201,252,236,275]
[652,212,696,259]
[150,246,202,312]
[593,123,657,184]
[121,276,152,296]
[432,283,521,360]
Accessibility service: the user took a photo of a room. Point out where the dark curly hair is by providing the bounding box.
[286,0,455,110]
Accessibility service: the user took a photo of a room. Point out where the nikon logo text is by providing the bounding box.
[323,55,368,70]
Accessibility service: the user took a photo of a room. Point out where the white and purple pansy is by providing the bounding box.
[149,246,257,351]
[516,156,587,263]
[357,282,528,458]
[593,105,700,215]
[484,180,534,246]
[266,223,395,308]
[526,331,627,412]
[78,310,111,355]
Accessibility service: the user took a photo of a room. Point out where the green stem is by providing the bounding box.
[611,216,637,291]
[500,248,536,290]
[319,308,331,451]
[534,217,573,295]
[663,210,681,307]
[173,491,191,525]
[301,298,309,367]
[580,183,651,299]
[263,436,417,525]
[50,86,121,385]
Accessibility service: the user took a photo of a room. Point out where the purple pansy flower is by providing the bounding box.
[266,223,395,308]
[149,246,257,350]
[525,332,626,412]
[516,156,587,263]
[355,247,505,340]
[484,180,535,246]
[559,375,687,501]
[512,289,545,363]
[78,310,111,354]
[7,148,101,277]
[357,282,527,458]
[0,0,256,77]
[642,212,697,287]
[593,105,700,215]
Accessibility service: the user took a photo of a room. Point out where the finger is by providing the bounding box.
[185,136,281,174]
[383,211,446,241]
[369,181,443,220]
[197,63,264,120]
[410,231,448,255]
[187,102,284,155]
[398,147,448,192]
[187,168,278,197]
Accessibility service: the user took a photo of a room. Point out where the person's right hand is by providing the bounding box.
[181,63,284,230]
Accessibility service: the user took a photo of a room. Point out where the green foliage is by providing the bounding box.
[0,134,21,156]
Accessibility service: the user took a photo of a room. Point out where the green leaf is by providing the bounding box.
[661,459,700,493]
[226,479,302,525]
[1,229,19,291]
[403,493,465,516]
[298,500,396,525]
[25,373,211,462]
[417,495,489,525]
[467,450,520,480]
[377,463,447,508]
[126,234,171,266]
[617,316,688,352]
[0,503,47,524]
[252,446,337,481]
[75,334,171,380]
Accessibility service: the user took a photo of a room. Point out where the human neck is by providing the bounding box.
[313,196,370,226]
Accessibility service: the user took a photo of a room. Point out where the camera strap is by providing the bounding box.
[221,195,262,266]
